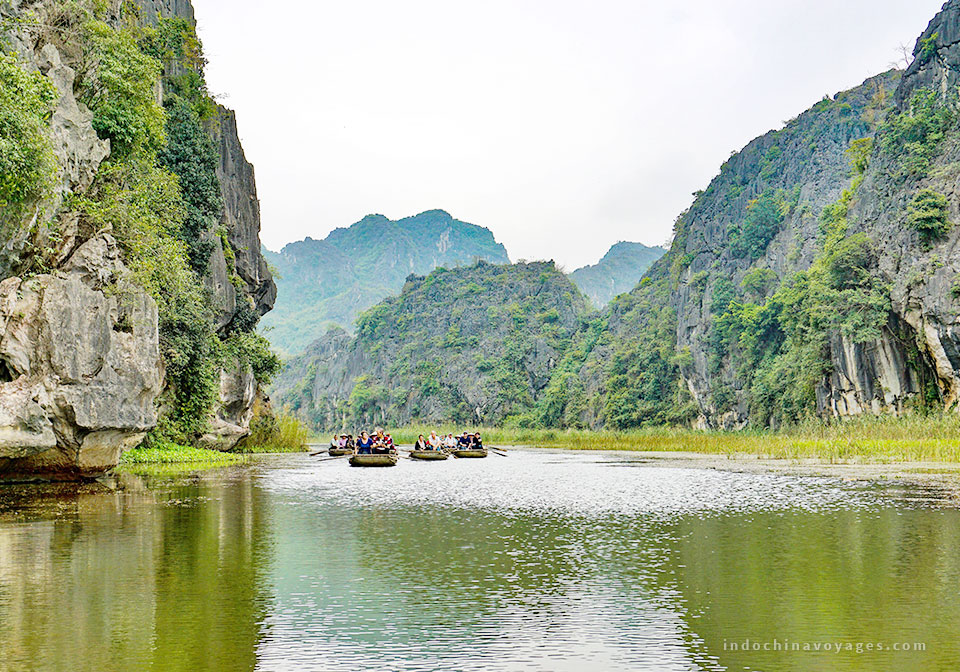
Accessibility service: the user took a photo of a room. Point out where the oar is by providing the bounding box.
[313,453,351,462]
[310,448,348,456]
[489,448,508,457]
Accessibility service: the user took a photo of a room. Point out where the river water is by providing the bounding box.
[0,449,958,672]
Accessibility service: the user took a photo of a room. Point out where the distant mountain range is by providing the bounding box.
[570,242,666,307]
[260,210,510,355]
[262,208,668,356]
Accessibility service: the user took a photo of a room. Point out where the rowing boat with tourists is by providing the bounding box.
[346,428,399,466]
[408,430,487,458]
[315,428,500,465]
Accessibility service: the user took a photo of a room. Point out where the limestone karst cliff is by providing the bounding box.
[569,242,666,308]
[0,0,277,478]
[542,0,960,429]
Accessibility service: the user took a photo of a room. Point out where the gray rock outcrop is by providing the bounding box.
[212,106,276,319]
[0,238,161,480]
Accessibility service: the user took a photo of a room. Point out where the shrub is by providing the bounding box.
[919,32,939,64]
[710,276,737,314]
[158,97,222,273]
[224,331,282,384]
[740,267,777,299]
[907,189,951,244]
[845,137,873,176]
[0,53,58,211]
[878,88,954,176]
[79,20,165,158]
[728,189,786,259]
[239,401,310,452]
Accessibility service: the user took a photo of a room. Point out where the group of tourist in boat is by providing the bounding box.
[329,428,396,454]
[414,431,484,451]
[328,429,483,453]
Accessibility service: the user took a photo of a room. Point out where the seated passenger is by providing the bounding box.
[457,432,471,448]
[384,434,396,452]
[329,434,339,449]
[415,434,429,450]
[473,433,484,450]
[356,431,374,454]
[445,434,457,449]
[428,431,441,449]
[346,434,355,449]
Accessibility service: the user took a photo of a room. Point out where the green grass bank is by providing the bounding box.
[383,414,960,462]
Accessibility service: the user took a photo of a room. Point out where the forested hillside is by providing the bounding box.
[272,261,588,428]
[0,0,278,477]
[261,210,509,355]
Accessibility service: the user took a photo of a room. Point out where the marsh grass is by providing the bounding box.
[237,406,312,453]
[388,414,960,462]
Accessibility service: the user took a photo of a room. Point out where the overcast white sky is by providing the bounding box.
[193,0,944,270]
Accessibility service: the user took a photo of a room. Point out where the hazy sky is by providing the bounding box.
[193,0,944,270]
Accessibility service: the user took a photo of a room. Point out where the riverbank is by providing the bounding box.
[388,414,960,463]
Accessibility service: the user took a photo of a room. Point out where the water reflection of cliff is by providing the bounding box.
[0,468,273,672]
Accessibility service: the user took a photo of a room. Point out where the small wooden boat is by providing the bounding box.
[452,448,488,458]
[410,449,449,461]
[349,453,398,467]
[329,447,353,456]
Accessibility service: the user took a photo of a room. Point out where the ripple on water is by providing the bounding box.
[246,450,906,672]
[257,449,886,519]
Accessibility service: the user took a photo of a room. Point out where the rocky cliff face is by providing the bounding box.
[133,0,276,453]
[542,0,960,430]
[844,0,960,417]
[0,239,161,480]
[673,70,903,427]
[272,261,588,429]
[135,0,195,23]
[218,107,277,315]
[0,0,276,477]
[261,210,510,355]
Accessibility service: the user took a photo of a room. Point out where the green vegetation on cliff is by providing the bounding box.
[535,272,696,429]
[0,53,57,220]
[527,67,928,431]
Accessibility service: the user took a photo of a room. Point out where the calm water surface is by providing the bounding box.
[1,449,959,671]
